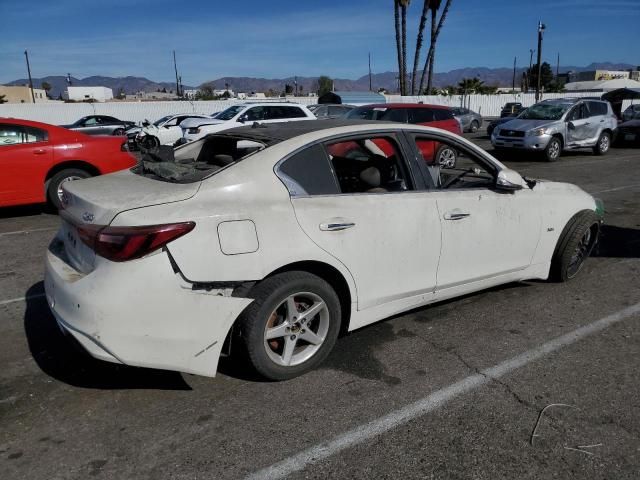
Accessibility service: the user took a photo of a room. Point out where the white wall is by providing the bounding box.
[0,94,634,125]
[67,86,114,103]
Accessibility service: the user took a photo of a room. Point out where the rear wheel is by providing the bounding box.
[142,136,160,150]
[470,120,480,133]
[544,137,562,162]
[436,145,457,168]
[550,211,599,282]
[47,168,91,210]
[237,271,341,380]
[593,131,611,155]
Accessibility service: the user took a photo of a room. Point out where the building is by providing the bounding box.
[65,86,113,102]
[573,70,630,82]
[124,90,179,101]
[564,78,640,92]
[0,85,48,103]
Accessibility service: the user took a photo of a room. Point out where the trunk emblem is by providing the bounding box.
[82,212,95,222]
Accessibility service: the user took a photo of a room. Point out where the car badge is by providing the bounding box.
[82,212,95,223]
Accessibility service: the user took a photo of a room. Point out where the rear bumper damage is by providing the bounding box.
[44,237,253,377]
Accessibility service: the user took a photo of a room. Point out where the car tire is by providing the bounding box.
[46,168,91,210]
[550,210,599,282]
[470,120,480,133]
[142,136,160,150]
[436,145,457,168]
[593,131,611,156]
[544,137,562,162]
[112,128,125,136]
[237,271,342,381]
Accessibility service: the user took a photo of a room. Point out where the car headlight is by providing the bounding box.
[527,128,548,137]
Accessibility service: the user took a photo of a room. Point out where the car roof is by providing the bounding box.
[0,117,58,130]
[357,103,451,110]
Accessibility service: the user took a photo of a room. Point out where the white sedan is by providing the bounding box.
[45,121,603,380]
[180,103,316,142]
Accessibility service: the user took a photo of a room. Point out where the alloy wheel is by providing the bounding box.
[567,227,592,279]
[263,292,329,367]
[438,148,456,168]
[548,140,560,160]
[599,134,610,153]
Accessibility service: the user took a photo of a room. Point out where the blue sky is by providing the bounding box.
[1,0,638,84]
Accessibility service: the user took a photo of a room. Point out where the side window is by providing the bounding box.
[84,117,98,125]
[408,108,435,124]
[164,117,179,126]
[382,108,408,123]
[24,127,48,143]
[277,144,339,196]
[587,102,608,116]
[244,107,265,121]
[283,106,307,118]
[0,125,25,146]
[328,106,345,117]
[324,135,413,193]
[433,108,454,121]
[413,135,496,190]
[567,105,585,121]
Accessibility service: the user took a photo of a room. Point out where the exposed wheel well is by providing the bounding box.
[267,261,353,333]
[551,133,564,147]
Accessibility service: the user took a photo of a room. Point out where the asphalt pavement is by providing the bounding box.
[1,133,639,479]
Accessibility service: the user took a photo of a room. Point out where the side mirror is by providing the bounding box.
[567,121,575,130]
[238,115,247,124]
[496,169,525,192]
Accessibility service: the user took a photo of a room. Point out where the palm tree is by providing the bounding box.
[411,0,431,95]
[394,1,403,94]
[418,0,452,94]
[400,0,411,95]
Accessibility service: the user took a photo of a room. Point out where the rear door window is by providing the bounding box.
[0,124,47,145]
[408,108,435,124]
[587,102,608,117]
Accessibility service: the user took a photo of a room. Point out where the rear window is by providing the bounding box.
[134,135,266,183]
[408,108,435,123]
[265,106,307,120]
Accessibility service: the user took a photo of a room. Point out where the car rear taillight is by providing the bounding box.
[77,222,195,262]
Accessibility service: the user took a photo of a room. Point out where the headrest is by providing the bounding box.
[360,166,381,187]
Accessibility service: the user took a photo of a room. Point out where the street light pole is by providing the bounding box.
[512,56,516,92]
[535,21,545,102]
[24,50,36,103]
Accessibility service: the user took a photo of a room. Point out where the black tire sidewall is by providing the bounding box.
[238,272,342,380]
[47,168,91,210]
[551,211,598,282]
[545,138,561,162]
[594,132,610,155]
[470,121,479,133]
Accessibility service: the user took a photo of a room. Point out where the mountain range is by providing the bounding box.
[6,63,636,97]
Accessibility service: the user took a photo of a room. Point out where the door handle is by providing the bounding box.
[319,222,356,231]
[584,122,590,125]
[33,149,47,155]
[443,211,470,221]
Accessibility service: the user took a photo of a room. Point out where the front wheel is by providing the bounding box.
[141,135,160,150]
[47,168,91,210]
[436,145,457,168]
[470,120,480,133]
[593,132,611,155]
[544,137,562,162]
[237,271,342,380]
[550,211,599,282]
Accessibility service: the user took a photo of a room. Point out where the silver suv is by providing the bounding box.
[491,98,617,161]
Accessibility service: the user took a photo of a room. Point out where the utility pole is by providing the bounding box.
[368,52,372,91]
[528,49,535,93]
[535,21,546,102]
[556,52,560,78]
[512,56,517,92]
[173,50,180,97]
[24,50,36,103]
[295,76,298,96]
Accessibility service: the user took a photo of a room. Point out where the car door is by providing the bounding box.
[277,132,441,311]
[81,116,102,136]
[408,132,541,291]
[586,101,610,141]
[566,103,594,144]
[0,123,53,205]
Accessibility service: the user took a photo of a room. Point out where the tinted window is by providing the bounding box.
[324,135,412,193]
[100,116,119,123]
[328,106,347,117]
[346,107,407,122]
[408,108,435,124]
[244,107,265,121]
[278,144,339,196]
[433,108,454,121]
[84,117,99,125]
[587,101,608,116]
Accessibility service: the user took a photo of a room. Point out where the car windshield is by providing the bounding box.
[215,106,245,121]
[153,115,173,126]
[134,134,268,183]
[519,103,571,120]
[72,116,90,126]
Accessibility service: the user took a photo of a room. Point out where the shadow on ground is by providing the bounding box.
[23,282,191,390]
[595,225,640,258]
[0,204,53,219]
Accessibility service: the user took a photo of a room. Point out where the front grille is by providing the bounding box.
[499,129,525,138]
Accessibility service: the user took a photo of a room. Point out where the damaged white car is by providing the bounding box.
[45,121,603,380]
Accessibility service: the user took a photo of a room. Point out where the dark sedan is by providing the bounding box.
[61,115,135,136]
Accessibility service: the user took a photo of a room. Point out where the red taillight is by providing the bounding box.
[78,222,195,262]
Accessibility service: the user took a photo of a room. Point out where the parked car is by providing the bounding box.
[500,102,525,118]
[127,114,212,150]
[61,115,135,136]
[451,107,483,133]
[307,104,355,119]
[345,103,462,167]
[622,104,640,122]
[0,118,137,209]
[491,98,618,161]
[615,119,640,145]
[44,120,603,381]
[181,103,316,142]
[486,110,528,137]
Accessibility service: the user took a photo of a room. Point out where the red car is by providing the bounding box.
[346,103,463,167]
[0,118,137,209]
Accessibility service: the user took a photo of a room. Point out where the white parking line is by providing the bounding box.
[591,184,640,195]
[247,302,640,480]
[0,293,45,306]
[0,227,56,238]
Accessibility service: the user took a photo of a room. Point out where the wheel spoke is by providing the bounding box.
[265,322,289,340]
[299,328,323,345]
[298,300,325,323]
[281,336,297,365]
[286,296,298,322]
